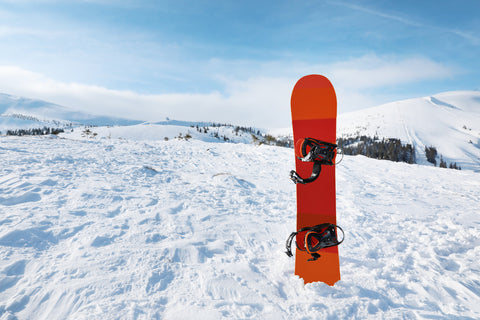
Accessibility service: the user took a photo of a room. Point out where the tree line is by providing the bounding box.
[337,135,415,164]
[336,135,461,170]
[191,123,292,147]
[3,127,65,136]
[425,146,461,169]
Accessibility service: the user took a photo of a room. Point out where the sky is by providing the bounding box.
[0,0,479,128]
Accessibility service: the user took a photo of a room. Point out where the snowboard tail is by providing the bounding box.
[290,75,339,285]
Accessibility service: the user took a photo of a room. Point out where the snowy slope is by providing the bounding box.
[0,92,269,144]
[60,123,262,145]
[338,91,480,171]
[0,93,142,129]
[3,89,479,171]
[0,135,479,319]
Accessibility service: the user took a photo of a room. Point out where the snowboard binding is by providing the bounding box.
[285,223,344,261]
[290,138,337,184]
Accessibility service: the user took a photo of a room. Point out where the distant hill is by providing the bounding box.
[1,90,479,171]
[338,91,480,171]
[0,93,142,130]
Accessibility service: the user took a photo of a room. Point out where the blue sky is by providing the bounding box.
[0,0,479,128]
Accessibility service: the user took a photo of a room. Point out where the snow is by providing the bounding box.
[1,134,479,319]
[0,93,142,129]
[3,89,480,171]
[338,91,480,171]
[62,123,260,144]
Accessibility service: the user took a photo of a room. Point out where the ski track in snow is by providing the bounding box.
[0,136,479,319]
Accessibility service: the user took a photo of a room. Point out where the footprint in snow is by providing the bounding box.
[2,260,27,277]
[0,260,27,294]
[0,192,41,206]
[146,265,175,293]
[91,231,125,247]
[0,227,57,250]
[212,173,256,189]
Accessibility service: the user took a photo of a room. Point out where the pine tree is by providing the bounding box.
[439,155,447,168]
[425,146,437,166]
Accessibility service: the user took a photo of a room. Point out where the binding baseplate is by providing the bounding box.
[285,223,344,261]
[290,138,337,184]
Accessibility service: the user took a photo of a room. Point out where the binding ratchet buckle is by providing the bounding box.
[285,223,344,261]
[289,138,337,184]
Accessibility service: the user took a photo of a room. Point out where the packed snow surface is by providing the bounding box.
[0,135,479,319]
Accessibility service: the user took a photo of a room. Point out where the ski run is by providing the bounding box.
[0,133,479,319]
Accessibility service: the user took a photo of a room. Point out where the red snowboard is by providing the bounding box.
[290,75,340,285]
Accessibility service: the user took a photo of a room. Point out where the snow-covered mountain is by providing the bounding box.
[338,91,480,171]
[0,93,142,129]
[0,93,277,145]
[2,90,480,171]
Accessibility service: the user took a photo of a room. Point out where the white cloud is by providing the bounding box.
[0,66,292,128]
[326,55,454,89]
[0,25,55,38]
[330,1,480,46]
[322,55,456,112]
[0,55,456,128]
[329,1,423,28]
[0,66,215,119]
